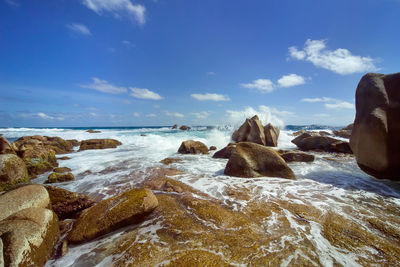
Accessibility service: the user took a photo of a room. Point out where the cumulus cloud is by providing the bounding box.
[130,87,163,100]
[82,0,146,25]
[289,39,378,75]
[325,101,354,110]
[301,97,354,110]
[80,78,127,94]
[165,111,184,118]
[28,112,65,121]
[277,74,305,88]
[226,105,294,128]
[192,111,211,119]
[66,23,92,35]
[191,93,230,101]
[241,79,275,93]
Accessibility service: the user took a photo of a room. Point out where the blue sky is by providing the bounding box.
[0,0,399,127]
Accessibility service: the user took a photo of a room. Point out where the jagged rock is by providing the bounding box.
[224,142,296,179]
[45,173,75,184]
[0,137,16,155]
[79,139,122,151]
[0,207,59,267]
[86,129,101,133]
[209,146,217,151]
[179,125,191,131]
[350,73,400,180]
[232,115,266,145]
[212,143,237,159]
[0,154,29,191]
[13,135,74,155]
[0,184,50,221]
[45,186,96,219]
[178,140,209,154]
[160,158,183,165]
[281,151,315,163]
[68,188,158,244]
[292,132,352,153]
[264,123,280,147]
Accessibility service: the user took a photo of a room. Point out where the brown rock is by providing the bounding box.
[68,188,158,244]
[264,123,280,147]
[79,139,122,151]
[333,124,353,139]
[86,129,101,133]
[160,158,183,165]
[67,139,80,146]
[179,125,191,131]
[13,135,74,155]
[53,167,71,173]
[350,73,400,180]
[212,143,237,159]
[45,173,75,184]
[292,133,352,153]
[0,154,29,191]
[45,186,96,219]
[178,140,209,154]
[281,151,315,163]
[57,156,71,160]
[209,146,217,151]
[293,130,306,136]
[232,115,266,145]
[0,137,16,155]
[224,142,296,179]
[171,124,178,129]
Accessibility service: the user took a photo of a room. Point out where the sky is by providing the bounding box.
[0,0,399,127]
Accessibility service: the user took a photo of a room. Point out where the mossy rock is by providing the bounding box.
[160,158,183,165]
[78,139,122,151]
[45,172,75,184]
[53,167,72,173]
[166,250,231,267]
[0,154,29,192]
[68,188,158,244]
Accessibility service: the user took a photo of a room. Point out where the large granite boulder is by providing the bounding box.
[178,140,209,154]
[350,73,400,180]
[212,143,237,159]
[264,123,280,147]
[0,185,50,221]
[224,142,295,179]
[0,137,16,155]
[333,124,353,139]
[68,188,158,244]
[79,139,122,151]
[0,207,59,267]
[0,154,29,191]
[292,132,352,153]
[232,115,266,145]
[45,186,96,219]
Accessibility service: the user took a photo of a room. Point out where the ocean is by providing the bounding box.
[1,126,400,266]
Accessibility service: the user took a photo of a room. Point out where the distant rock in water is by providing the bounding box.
[350,72,400,180]
[172,124,178,129]
[292,132,352,154]
[333,124,353,139]
[209,146,217,151]
[178,140,209,154]
[224,142,295,179]
[264,123,280,147]
[179,125,191,131]
[232,115,266,146]
[86,129,101,133]
[79,139,122,151]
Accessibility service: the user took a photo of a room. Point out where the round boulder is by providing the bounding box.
[0,154,29,191]
[178,140,209,154]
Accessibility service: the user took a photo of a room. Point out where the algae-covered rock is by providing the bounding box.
[160,158,183,165]
[0,154,29,191]
[0,184,50,221]
[178,140,209,154]
[68,188,158,244]
[53,167,72,173]
[165,250,231,267]
[78,139,122,151]
[45,186,96,219]
[45,172,75,184]
[20,146,58,177]
[224,142,296,179]
[0,207,59,267]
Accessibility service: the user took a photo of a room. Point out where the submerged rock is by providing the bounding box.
[178,140,209,154]
[79,139,122,151]
[160,158,183,165]
[224,142,295,179]
[45,172,75,184]
[264,123,280,147]
[0,154,29,191]
[68,188,158,244]
[350,72,400,180]
[232,115,266,146]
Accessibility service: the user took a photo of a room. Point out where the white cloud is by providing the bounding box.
[301,97,354,110]
[192,111,211,119]
[325,101,354,110]
[289,39,378,75]
[89,112,97,117]
[277,74,305,88]
[146,113,157,118]
[191,93,230,101]
[80,77,127,94]
[165,111,184,118]
[301,97,335,103]
[66,23,92,35]
[226,105,294,128]
[130,87,163,100]
[37,112,64,121]
[82,0,146,25]
[122,40,134,47]
[206,72,216,75]
[241,79,275,93]
[133,112,140,117]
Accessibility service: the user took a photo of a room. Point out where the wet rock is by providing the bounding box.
[178,140,209,154]
[57,156,71,160]
[293,130,306,136]
[68,188,158,244]
[45,186,96,219]
[0,184,50,221]
[23,147,58,177]
[86,129,101,133]
[67,139,80,147]
[160,158,183,165]
[281,151,315,163]
[165,250,231,267]
[209,146,217,151]
[171,124,178,129]
[179,125,191,131]
[79,139,122,151]
[45,173,75,184]
[13,135,74,155]
[212,143,237,159]
[0,154,29,191]
[319,131,332,136]
[232,115,266,146]
[292,132,352,153]
[264,123,280,147]
[350,73,400,180]
[224,142,296,179]
[0,207,59,267]
[333,124,353,139]
[0,137,16,155]
[53,167,71,173]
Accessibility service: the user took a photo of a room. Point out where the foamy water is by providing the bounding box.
[2,126,400,266]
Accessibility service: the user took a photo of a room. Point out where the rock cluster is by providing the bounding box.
[79,139,122,151]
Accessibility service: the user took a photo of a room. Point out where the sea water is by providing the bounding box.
[1,126,400,266]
